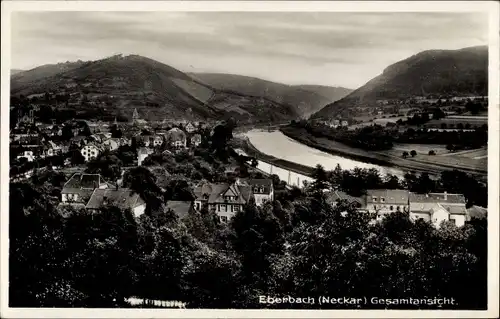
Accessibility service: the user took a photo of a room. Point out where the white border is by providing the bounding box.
[1,1,499,318]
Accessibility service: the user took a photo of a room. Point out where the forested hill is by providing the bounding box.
[312,45,488,119]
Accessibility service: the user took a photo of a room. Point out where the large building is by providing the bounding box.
[364,189,410,220]
[332,188,469,228]
[60,173,112,207]
[193,178,274,222]
[409,192,468,227]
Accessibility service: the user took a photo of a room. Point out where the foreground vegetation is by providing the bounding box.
[10,162,487,309]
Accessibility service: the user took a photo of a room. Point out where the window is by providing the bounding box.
[390,205,394,211]
[449,219,456,225]
[234,205,240,212]
[220,205,226,212]
[220,216,228,223]
[372,196,377,202]
[380,197,385,203]
[396,206,400,211]
[374,205,377,210]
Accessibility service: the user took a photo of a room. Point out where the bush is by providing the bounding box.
[410,150,417,157]
[428,150,436,156]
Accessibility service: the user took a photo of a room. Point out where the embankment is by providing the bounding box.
[231,137,315,177]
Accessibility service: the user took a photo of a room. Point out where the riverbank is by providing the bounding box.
[231,137,316,177]
[280,126,488,178]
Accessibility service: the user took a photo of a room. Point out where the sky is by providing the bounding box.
[10,11,489,88]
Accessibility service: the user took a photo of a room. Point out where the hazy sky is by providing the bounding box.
[11,11,488,88]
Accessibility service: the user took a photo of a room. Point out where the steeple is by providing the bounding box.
[113,117,118,125]
[132,108,139,125]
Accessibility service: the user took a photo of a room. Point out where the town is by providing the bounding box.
[10,103,486,228]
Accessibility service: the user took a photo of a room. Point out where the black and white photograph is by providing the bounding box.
[1,1,499,318]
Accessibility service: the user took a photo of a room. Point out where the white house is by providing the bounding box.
[166,128,187,149]
[16,150,35,162]
[185,122,197,133]
[137,147,154,166]
[152,135,164,147]
[102,138,120,151]
[81,144,102,162]
[236,178,274,207]
[409,192,467,227]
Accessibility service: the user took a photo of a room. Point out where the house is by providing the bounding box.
[102,138,120,151]
[60,173,112,206]
[138,135,153,147]
[409,192,468,227]
[45,141,62,157]
[193,181,214,211]
[193,181,253,222]
[236,178,274,207]
[190,134,202,147]
[325,190,364,208]
[185,122,197,133]
[166,128,187,149]
[16,150,35,162]
[365,189,410,220]
[152,135,164,147]
[165,200,195,220]
[81,143,102,162]
[86,188,146,218]
[137,147,154,166]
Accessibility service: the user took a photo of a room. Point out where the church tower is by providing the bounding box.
[132,108,139,125]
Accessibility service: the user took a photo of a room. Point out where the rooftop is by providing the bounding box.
[366,189,409,205]
[63,173,106,190]
[165,201,193,220]
[409,192,466,204]
[86,188,144,210]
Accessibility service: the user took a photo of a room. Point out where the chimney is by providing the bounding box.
[444,191,447,201]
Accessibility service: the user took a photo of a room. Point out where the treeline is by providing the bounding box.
[290,120,394,151]
[10,172,487,309]
[397,126,487,150]
[289,119,487,152]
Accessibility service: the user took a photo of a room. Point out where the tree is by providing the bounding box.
[428,150,436,155]
[86,154,123,183]
[432,108,445,120]
[251,158,258,168]
[311,164,329,192]
[446,144,455,152]
[410,150,417,157]
[402,151,409,158]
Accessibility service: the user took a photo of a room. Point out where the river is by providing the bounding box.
[239,130,405,187]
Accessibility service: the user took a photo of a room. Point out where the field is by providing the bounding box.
[387,144,487,172]
[392,144,448,155]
